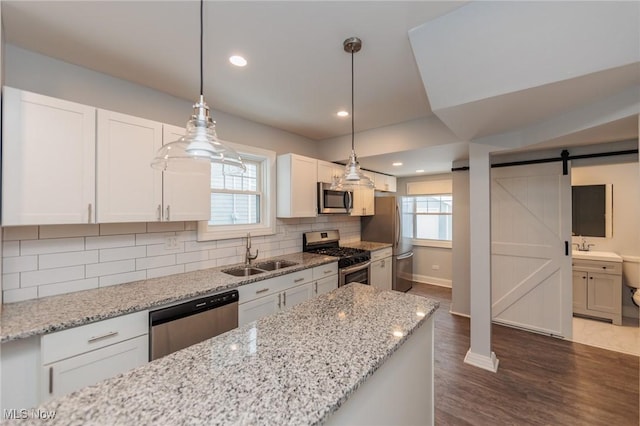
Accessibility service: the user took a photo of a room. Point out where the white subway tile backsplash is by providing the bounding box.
[99,246,147,262]
[86,234,135,250]
[39,224,99,239]
[146,242,185,257]
[99,271,147,287]
[184,259,218,273]
[3,226,39,241]
[99,223,147,236]
[2,273,20,290]
[38,278,99,298]
[2,241,20,257]
[177,251,209,265]
[3,287,38,303]
[21,266,85,288]
[147,264,185,279]
[3,255,38,274]
[39,250,99,270]
[135,232,174,246]
[21,237,85,255]
[86,260,135,278]
[146,222,186,233]
[1,217,361,302]
[136,254,176,271]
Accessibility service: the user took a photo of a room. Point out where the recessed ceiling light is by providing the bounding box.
[337,110,349,118]
[392,162,403,166]
[416,169,425,173]
[229,55,247,67]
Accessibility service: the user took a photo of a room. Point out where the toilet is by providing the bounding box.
[632,287,640,307]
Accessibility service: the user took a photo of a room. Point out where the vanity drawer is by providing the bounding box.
[41,311,148,364]
[572,260,622,275]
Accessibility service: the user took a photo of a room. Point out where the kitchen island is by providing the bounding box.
[14,284,438,425]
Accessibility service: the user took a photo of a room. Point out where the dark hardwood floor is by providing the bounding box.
[408,283,640,426]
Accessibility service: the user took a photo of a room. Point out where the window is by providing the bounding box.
[197,142,276,241]
[403,194,452,247]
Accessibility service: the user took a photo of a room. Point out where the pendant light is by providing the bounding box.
[151,0,245,174]
[332,37,374,190]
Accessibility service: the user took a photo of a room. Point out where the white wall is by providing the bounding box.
[451,165,470,316]
[397,174,453,287]
[572,160,640,318]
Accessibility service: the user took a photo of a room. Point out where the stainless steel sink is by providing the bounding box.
[221,267,266,277]
[254,260,298,271]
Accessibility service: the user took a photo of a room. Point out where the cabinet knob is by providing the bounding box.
[589,277,593,280]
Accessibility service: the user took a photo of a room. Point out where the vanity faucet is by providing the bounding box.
[245,233,259,266]
[573,237,595,252]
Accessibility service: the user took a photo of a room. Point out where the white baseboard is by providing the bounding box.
[449,310,470,318]
[412,274,452,288]
[464,349,499,373]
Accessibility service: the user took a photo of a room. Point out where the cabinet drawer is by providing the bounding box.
[237,276,286,303]
[371,248,392,261]
[313,262,338,279]
[572,260,622,275]
[41,311,148,364]
[275,268,314,288]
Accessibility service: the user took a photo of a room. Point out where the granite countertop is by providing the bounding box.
[22,284,439,426]
[343,241,393,251]
[0,252,337,343]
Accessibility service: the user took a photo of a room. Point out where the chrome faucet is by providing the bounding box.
[573,237,595,252]
[245,232,258,266]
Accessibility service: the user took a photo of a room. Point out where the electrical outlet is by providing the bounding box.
[165,236,178,250]
[431,265,440,270]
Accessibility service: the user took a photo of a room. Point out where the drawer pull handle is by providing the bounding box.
[324,270,332,274]
[256,288,269,294]
[88,331,119,344]
[49,366,53,394]
[294,278,304,283]
[602,266,607,269]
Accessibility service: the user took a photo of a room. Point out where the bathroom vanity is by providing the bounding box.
[572,251,623,325]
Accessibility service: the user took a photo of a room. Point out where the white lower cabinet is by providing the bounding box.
[238,263,338,326]
[40,311,149,402]
[572,258,622,325]
[370,248,393,291]
[42,335,148,400]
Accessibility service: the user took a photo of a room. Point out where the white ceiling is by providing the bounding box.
[2,1,636,178]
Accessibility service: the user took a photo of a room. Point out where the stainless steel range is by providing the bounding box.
[303,230,371,286]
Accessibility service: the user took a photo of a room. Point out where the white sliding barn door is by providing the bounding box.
[491,162,572,338]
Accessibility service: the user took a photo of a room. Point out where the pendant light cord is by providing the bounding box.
[200,0,204,97]
[351,48,355,152]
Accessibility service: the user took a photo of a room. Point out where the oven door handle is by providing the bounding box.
[340,261,371,275]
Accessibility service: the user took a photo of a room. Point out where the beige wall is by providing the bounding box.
[572,160,640,318]
[397,174,454,287]
[4,45,319,157]
[451,165,470,316]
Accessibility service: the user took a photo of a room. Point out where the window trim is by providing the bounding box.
[197,141,276,241]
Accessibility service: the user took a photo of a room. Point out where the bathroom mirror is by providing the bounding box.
[571,184,612,238]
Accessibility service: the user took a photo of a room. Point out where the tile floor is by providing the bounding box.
[571,315,640,356]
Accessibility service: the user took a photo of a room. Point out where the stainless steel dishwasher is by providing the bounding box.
[149,289,239,361]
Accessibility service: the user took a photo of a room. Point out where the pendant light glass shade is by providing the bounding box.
[332,37,374,191]
[150,0,245,175]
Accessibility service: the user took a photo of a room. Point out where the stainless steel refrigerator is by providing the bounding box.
[361,196,413,292]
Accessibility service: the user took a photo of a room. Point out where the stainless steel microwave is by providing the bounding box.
[317,182,353,214]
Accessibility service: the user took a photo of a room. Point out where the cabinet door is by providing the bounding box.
[370,259,384,290]
[283,282,313,310]
[315,276,338,296]
[238,293,280,326]
[277,154,317,218]
[162,124,211,221]
[42,335,148,401]
[572,270,588,311]
[351,187,375,216]
[317,160,337,184]
[587,272,620,314]
[381,257,393,291]
[97,110,163,222]
[2,87,96,225]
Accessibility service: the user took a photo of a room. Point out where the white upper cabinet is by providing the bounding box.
[351,171,375,216]
[277,153,318,218]
[2,87,97,226]
[161,125,211,221]
[317,160,343,184]
[96,110,163,223]
[374,173,397,192]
